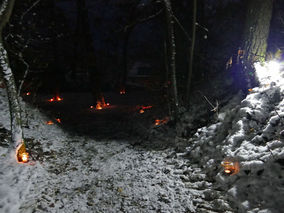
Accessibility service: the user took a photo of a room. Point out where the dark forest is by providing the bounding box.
[0,0,284,212]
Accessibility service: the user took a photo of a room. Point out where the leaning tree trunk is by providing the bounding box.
[0,0,25,151]
[163,0,179,120]
[242,0,273,63]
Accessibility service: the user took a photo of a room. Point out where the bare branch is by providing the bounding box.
[196,22,208,32]
[21,0,41,20]
[197,90,219,114]
[122,9,163,32]
[137,8,163,23]
[17,56,29,96]
[172,15,191,42]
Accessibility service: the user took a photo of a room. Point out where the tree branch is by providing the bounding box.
[172,15,191,42]
[122,9,163,32]
[21,0,41,20]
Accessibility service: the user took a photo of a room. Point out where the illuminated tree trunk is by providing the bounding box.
[232,0,273,92]
[242,0,273,63]
[0,0,24,149]
[163,0,179,120]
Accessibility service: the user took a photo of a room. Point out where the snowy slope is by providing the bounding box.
[184,63,284,212]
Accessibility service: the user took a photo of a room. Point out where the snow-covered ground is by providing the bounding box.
[0,62,284,213]
[0,88,232,213]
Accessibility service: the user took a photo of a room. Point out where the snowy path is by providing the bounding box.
[0,88,233,213]
[2,70,284,212]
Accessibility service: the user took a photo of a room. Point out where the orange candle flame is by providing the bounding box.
[96,102,103,110]
[95,96,108,110]
[48,96,63,102]
[139,105,152,114]
[46,121,54,125]
[21,152,29,163]
[16,143,29,163]
[120,88,126,95]
[56,118,61,123]
[154,117,169,126]
[56,96,63,101]
[221,158,240,175]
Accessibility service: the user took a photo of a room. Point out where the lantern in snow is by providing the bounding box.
[120,88,126,95]
[154,117,169,126]
[16,143,29,163]
[56,96,63,101]
[221,158,240,175]
[96,102,103,110]
[48,95,63,102]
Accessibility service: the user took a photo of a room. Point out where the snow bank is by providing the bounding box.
[185,75,284,212]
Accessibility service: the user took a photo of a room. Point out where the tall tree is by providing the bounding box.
[231,0,273,92]
[74,0,102,105]
[185,0,197,106]
[0,0,25,158]
[239,0,273,90]
[242,0,273,63]
[163,0,179,120]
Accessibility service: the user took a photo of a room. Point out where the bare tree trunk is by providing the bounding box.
[242,0,273,63]
[238,0,273,90]
[163,0,179,120]
[0,0,24,149]
[120,26,133,90]
[163,40,171,117]
[75,0,102,105]
[186,0,197,106]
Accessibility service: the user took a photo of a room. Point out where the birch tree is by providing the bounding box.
[0,0,26,158]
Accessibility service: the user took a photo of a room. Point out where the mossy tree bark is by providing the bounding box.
[0,0,25,149]
[242,0,273,63]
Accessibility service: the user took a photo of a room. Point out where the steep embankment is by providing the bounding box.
[184,62,284,212]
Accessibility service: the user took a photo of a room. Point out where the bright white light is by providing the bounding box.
[254,60,284,86]
[267,61,280,73]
